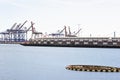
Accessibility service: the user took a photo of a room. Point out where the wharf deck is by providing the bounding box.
[21,37,120,48]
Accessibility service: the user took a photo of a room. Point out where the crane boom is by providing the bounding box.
[59,26,65,34]
[10,23,17,30]
[74,28,82,35]
[15,23,21,30]
[18,20,27,30]
[26,26,32,32]
[58,26,67,36]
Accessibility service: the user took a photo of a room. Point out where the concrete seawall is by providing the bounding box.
[66,65,120,72]
[21,37,120,48]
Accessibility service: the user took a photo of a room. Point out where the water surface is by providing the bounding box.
[0,44,120,80]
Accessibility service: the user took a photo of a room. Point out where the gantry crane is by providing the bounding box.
[0,20,28,42]
[30,21,43,39]
[49,26,67,37]
[65,26,82,37]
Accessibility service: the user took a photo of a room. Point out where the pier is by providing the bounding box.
[21,37,120,48]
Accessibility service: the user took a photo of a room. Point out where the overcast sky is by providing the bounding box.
[0,0,120,37]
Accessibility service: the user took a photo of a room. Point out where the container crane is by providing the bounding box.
[1,23,18,41]
[6,23,17,41]
[17,20,27,41]
[6,20,27,42]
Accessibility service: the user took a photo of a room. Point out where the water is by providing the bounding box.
[0,44,120,80]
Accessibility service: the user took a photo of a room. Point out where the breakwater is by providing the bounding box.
[21,37,120,48]
[66,65,120,72]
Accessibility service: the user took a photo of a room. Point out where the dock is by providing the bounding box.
[21,37,120,48]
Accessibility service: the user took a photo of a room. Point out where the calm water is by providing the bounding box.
[0,44,120,80]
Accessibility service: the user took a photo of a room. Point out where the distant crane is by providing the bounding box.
[30,21,43,39]
[0,20,44,43]
[0,20,28,42]
[49,25,82,37]
[66,26,82,37]
[58,26,67,36]
[17,20,27,41]
[49,26,67,37]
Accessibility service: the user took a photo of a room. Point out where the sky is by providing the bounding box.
[0,0,120,37]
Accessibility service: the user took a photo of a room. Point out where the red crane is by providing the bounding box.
[30,21,42,39]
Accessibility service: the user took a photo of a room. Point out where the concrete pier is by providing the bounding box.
[66,65,120,72]
[21,37,120,48]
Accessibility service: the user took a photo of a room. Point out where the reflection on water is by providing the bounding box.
[0,44,120,80]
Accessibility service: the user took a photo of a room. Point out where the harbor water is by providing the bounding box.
[0,44,120,80]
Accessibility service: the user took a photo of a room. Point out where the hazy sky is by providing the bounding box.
[0,0,120,37]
